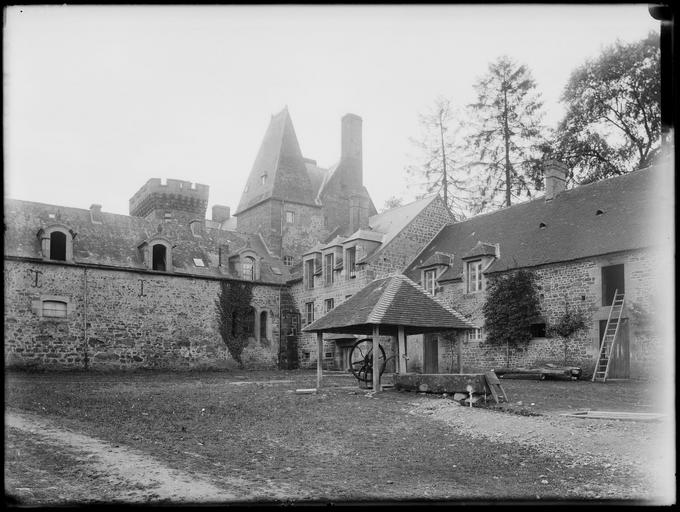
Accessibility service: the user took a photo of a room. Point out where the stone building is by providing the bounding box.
[4,179,290,370]
[401,161,673,379]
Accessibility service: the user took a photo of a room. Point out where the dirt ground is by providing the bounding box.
[4,370,676,505]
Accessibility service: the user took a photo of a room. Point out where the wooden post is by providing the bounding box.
[316,332,323,390]
[398,326,407,375]
[391,334,398,375]
[372,325,381,392]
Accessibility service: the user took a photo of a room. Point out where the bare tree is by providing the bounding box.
[406,96,470,219]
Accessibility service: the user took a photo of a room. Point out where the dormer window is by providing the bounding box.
[467,260,483,293]
[324,253,334,285]
[38,225,75,262]
[50,231,67,261]
[423,269,437,295]
[242,256,255,281]
[346,247,356,279]
[152,244,167,271]
[140,237,173,272]
[596,209,604,216]
[539,222,547,229]
[304,258,315,289]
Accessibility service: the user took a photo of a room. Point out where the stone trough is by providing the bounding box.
[394,373,491,395]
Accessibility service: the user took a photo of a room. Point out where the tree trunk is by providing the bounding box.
[503,86,512,207]
[438,110,448,208]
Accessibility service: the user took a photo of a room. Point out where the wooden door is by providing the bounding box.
[423,334,439,374]
[599,319,630,379]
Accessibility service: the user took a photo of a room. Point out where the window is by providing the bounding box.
[530,322,547,338]
[467,260,483,293]
[304,259,315,289]
[324,298,334,313]
[601,264,624,306]
[290,313,300,335]
[283,255,294,267]
[49,231,67,261]
[324,253,334,285]
[152,244,167,271]
[325,352,333,359]
[346,247,356,279]
[423,269,436,295]
[245,307,255,336]
[302,352,310,360]
[305,302,315,324]
[261,174,267,185]
[42,300,67,318]
[468,328,482,342]
[242,256,255,280]
[193,258,205,267]
[285,211,295,224]
[260,311,268,340]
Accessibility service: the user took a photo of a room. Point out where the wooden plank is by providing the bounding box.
[316,332,323,390]
[484,371,508,403]
[397,326,407,375]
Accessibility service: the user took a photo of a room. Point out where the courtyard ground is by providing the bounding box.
[4,369,675,505]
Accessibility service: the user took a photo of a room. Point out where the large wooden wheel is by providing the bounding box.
[348,338,387,384]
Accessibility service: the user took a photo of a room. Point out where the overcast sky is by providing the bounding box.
[4,4,659,217]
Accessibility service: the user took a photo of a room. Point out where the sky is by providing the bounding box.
[4,4,660,217]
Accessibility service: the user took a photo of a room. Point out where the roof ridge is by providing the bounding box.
[366,275,402,323]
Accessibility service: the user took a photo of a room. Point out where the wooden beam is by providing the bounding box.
[372,325,381,392]
[316,332,323,390]
[398,326,407,375]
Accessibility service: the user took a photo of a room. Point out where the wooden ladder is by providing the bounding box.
[592,291,625,383]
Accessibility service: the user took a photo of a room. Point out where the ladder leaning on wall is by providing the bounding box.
[592,290,625,383]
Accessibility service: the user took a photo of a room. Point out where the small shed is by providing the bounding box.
[302,274,475,391]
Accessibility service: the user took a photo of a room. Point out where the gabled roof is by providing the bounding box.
[302,274,474,336]
[462,242,497,260]
[4,199,290,284]
[235,108,318,214]
[404,165,669,282]
[419,251,453,268]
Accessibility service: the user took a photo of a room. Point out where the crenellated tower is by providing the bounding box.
[129,178,209,223]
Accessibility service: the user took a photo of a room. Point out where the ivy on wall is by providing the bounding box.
[215,280,254,368]
[482,269,540,366]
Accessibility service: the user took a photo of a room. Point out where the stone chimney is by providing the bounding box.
[89,204,103,224]
[212,205,230,223]
[341,113,363,189]
[544,160,568,201]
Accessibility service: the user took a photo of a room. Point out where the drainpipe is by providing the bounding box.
[278,285,282,369]
[83,267,89,369]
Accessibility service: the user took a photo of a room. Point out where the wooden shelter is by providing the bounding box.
[302,274,475,391]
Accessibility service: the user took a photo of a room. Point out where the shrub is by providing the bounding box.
[215,281,254,368]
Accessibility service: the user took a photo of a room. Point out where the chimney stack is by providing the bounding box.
[89,204,103,223]
[212,205,231,223]
[349,193,370,233]
[544,160,568,201]
[341,113,363,189]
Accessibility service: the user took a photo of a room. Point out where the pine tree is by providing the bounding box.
[465,56,547,214]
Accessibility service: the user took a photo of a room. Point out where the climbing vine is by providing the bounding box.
[215,280,254,368]
[482,270,540,365]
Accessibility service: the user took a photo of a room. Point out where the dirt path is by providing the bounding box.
[6,411,303,504]
[409,398,676,503]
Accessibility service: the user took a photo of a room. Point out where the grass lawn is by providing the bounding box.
[4,369,663,503]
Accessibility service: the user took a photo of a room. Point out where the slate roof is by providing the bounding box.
[235,107,318,214]
[404,165,669,282]
[4,199,290,284]
[302,274,474,336]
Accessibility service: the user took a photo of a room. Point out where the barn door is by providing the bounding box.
[599,319,630,379]
[423,334,439,374]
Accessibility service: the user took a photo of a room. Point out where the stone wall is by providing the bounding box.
[4,259,282,370]
[415,248,662,379]
[368,196,453,279]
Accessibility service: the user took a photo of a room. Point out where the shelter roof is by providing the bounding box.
[302,274,474,336]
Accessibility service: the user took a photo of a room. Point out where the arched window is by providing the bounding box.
[245,307,255,336]
[152,244,167,271]
[50,231,67,261]
[242,256,255,280]
[260,311,268,340]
